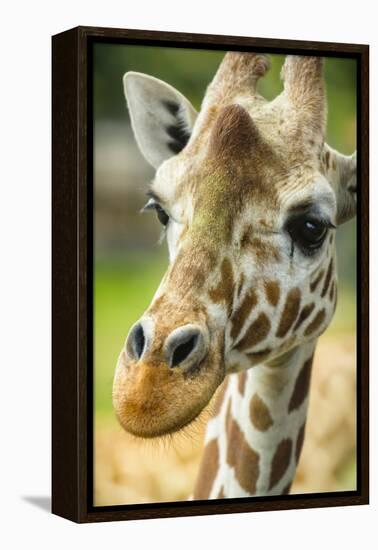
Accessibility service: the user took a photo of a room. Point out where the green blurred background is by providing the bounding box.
[94,45,356,422]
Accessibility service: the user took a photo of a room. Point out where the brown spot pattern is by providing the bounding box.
[237,312,271,351]
[249,393,273,431]
[293,302,315,331]
[321,259,333,297]
[193,439,219,499]
[237,371,247,396]
[269,439,292,490]
[264,280,280,307]
[209,257,235,315]
[304,308,326,336]
[295,423,306,463]
[230,289,258,340]
[217,486,225,499]
[288,357,313,412]
[226,415,260,494]
[310,269,324,292]
[276,287,301,338]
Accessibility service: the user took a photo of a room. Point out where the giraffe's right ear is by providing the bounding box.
[334,151,357,225]
[123,72,198,169]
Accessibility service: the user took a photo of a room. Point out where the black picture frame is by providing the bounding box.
[52,25,369,523]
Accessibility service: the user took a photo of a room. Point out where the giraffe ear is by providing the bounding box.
[123,72,198,169]
[335,151,357,225]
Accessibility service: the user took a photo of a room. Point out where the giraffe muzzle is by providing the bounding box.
[113,318,224,438]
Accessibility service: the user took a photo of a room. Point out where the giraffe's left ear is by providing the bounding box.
[334,151,357,225]
[123,72,198,169]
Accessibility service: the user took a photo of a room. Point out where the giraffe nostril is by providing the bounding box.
[171,334,199,368]
[165,326,208,370]
[127,322,146,360]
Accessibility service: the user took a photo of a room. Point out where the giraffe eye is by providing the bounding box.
[154,204,169,226]
[287,216,331,255]
[143,199,170,226]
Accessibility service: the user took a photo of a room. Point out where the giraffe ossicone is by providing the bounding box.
[112,52,357,497]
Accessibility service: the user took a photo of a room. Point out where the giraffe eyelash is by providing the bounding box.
[141,198,158,213]
[158,226,168,245]
[141,199,170,245]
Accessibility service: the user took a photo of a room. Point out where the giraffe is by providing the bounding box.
[112,52,357,498]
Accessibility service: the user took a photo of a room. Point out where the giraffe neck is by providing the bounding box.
[193,340,316,499]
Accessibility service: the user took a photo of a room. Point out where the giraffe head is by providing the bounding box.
[113,53,356,438]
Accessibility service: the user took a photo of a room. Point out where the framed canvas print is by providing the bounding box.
[52,26,369,523]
